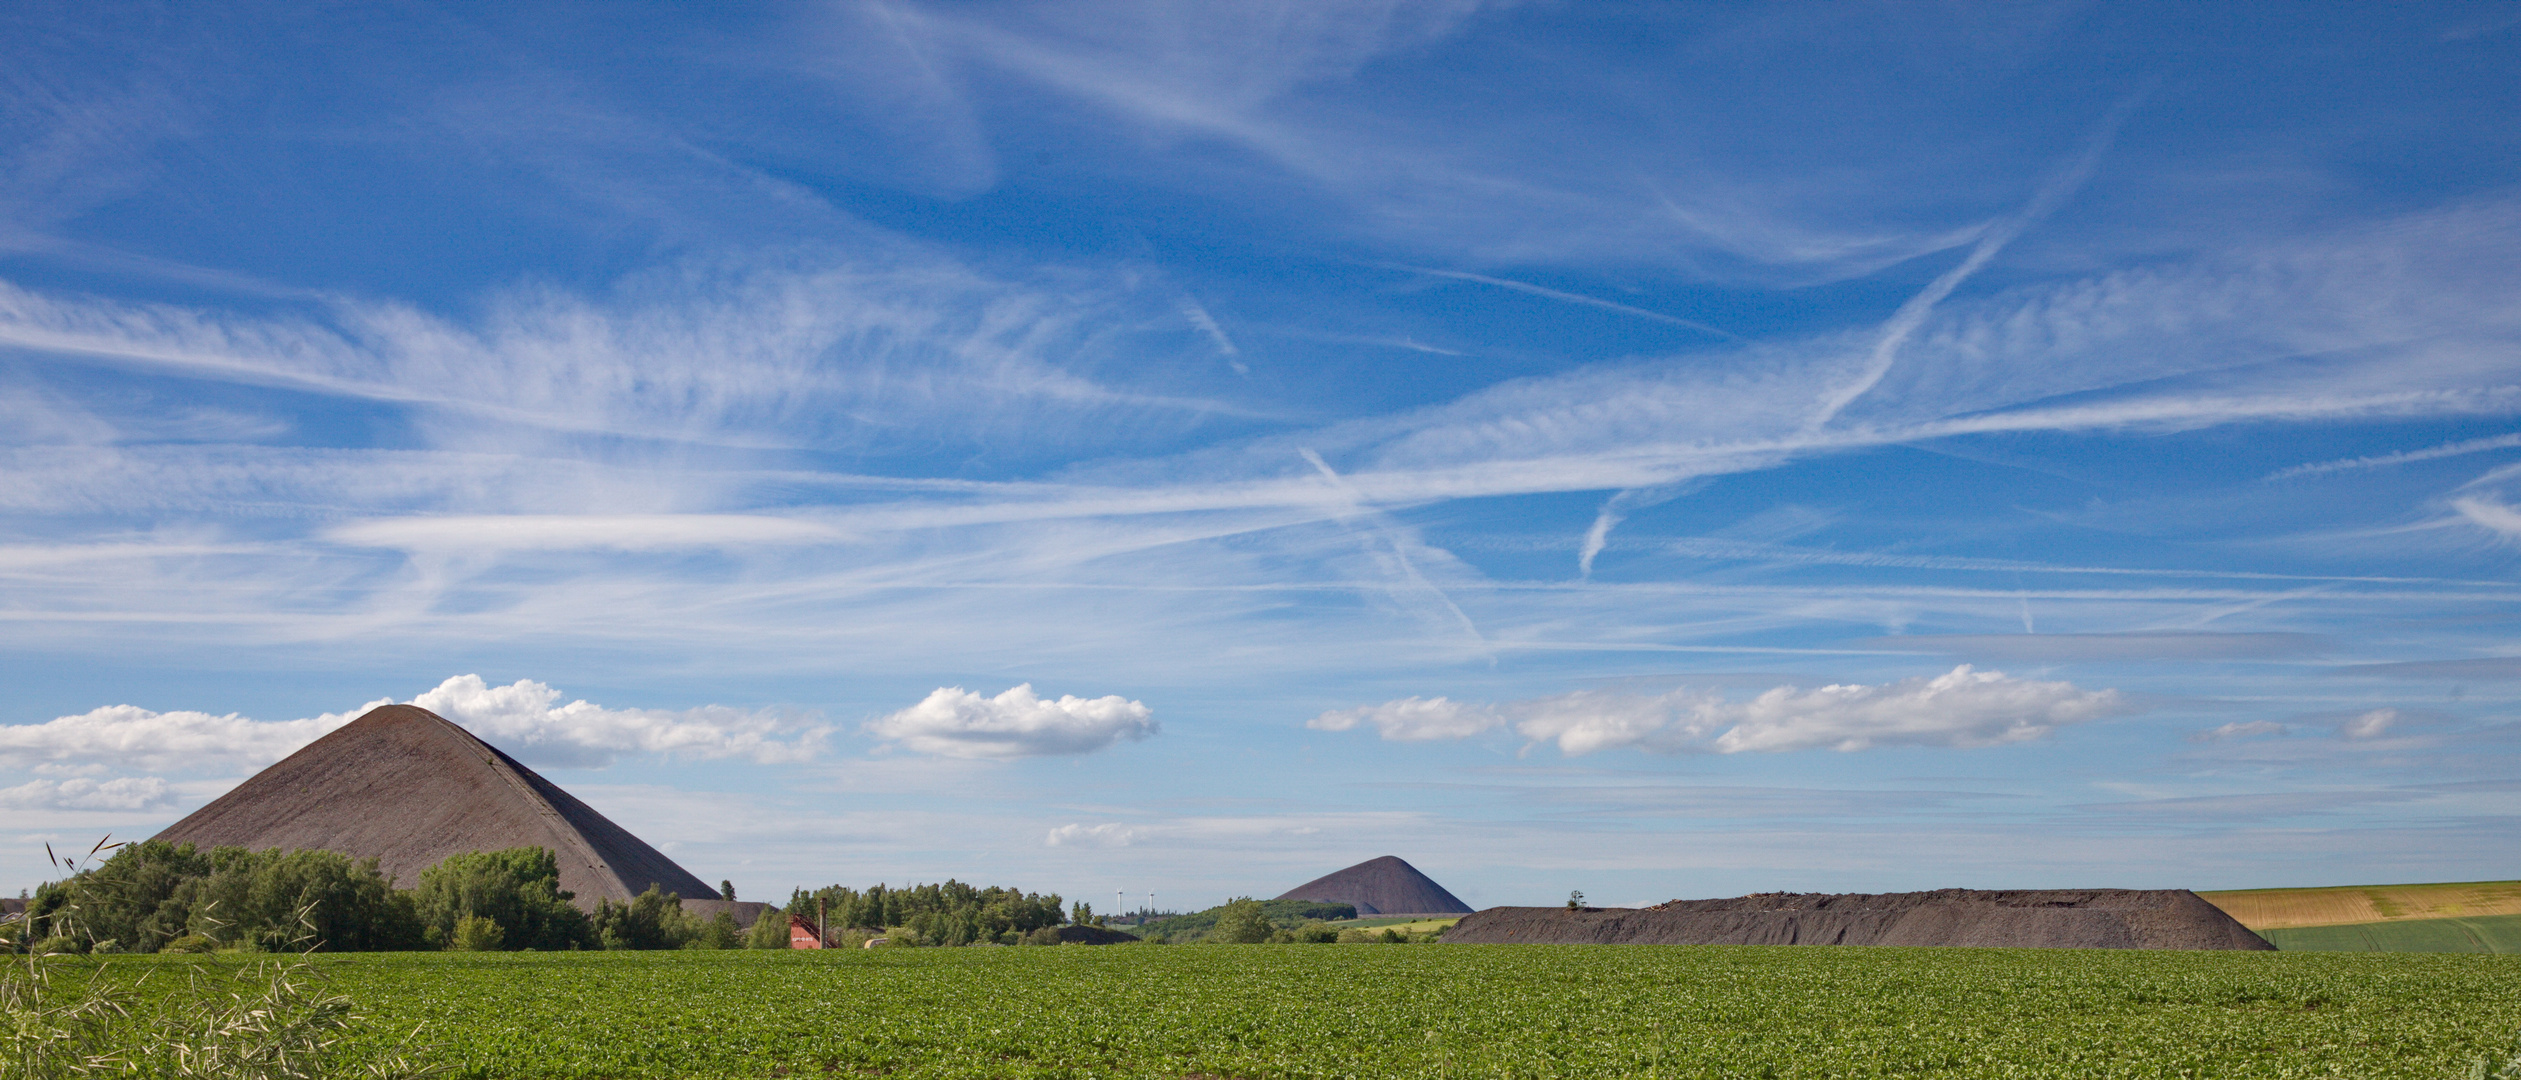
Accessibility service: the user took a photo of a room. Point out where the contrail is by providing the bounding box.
[2265,431,2521,480]
[1300,448,1486,646]
[1377,263,1741,341]
[1808,90,2150,429]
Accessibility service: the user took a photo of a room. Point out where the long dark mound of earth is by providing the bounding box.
[1445,889,2274,950]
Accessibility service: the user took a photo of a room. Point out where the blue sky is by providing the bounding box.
[5,2,2519,909]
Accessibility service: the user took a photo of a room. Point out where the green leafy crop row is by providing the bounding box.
[59,942,2521,1079]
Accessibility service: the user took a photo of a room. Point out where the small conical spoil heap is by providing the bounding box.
[1275,855,1473,917]
[1444,888,2274,950]
[152,703,715,909]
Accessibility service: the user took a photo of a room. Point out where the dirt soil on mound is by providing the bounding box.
[1445,889,2274,950]
[1049,924,1140,945]
[1275,855,1473,915]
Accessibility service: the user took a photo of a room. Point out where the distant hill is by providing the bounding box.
[1138,899,1355,941]
[152,703,716,908]
[1274,856,1470,916]
[2197,880,2521,930]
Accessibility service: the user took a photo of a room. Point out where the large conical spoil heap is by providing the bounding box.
[152,703,715,909]
[1444,888,2274,950]
[1276,855,1473,916]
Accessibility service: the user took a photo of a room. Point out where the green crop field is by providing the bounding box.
[2263,912,2521,954]
[64,945,2521,1079]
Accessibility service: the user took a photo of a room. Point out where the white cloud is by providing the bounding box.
[1307,696,1501,741]
[2340,708,2398,739]
[866,684,1156,758]
[2452,496,2521,540]
[0,675,818,778]
[326,514,849,553]
[0,702,369,773]
[413,675,823,768]
[2191,720,2289,743]
[1318,666,2127,756]
[0,776,174,811]
[1045,822,1141,847]
[1512,688,1715,755]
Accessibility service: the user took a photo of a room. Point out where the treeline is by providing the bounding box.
[1140,899,1353,942]
[8,841,788,954]
[784,880,1069,946]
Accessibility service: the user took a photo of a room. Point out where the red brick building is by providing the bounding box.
[788,913,825,949]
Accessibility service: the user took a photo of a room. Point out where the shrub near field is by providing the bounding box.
[78,944,2521,1078]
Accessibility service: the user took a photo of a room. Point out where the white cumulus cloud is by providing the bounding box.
[0,776,175,811]
[867,684,1156,758]
[413,675,823,768]
[1316,666,2127,756]
[0,675,820,778]
[1306,696,1501,741]
[0,703,372,773]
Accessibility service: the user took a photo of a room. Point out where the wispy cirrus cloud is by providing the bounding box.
[2340,708,2398,739]
[2191,720,2287,743]
[1860,633,2327,662]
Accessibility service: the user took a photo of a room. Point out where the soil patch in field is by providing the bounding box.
[1044,924,1140,945]
[1445,889,2273,950]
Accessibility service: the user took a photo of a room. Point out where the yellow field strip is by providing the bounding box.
[2198,880,2521,930]
[1330,918,1461,935]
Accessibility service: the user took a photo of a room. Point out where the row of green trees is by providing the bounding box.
[9,841,778,954]
[783,880,1068,947]
[1138,898,1355,942]
[1144,898,1434,944]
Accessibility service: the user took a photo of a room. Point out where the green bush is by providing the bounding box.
[743,909,792,949]
[685,912,742,951]
[26,842,423,954]
[448,916,504,952]
[1207,899,1275,944]
[414,848,589,951]
[590,887,691,950]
